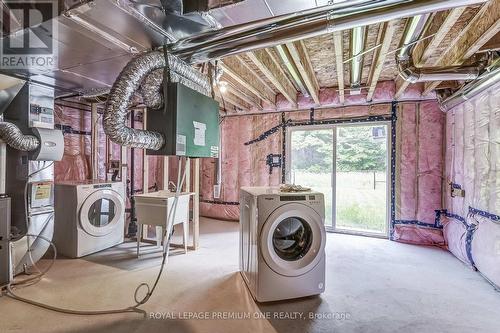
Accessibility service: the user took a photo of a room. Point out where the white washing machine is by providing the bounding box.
[54,181,125,258]
[239,187,326,302]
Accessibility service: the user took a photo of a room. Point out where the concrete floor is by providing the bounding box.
[1,218,499,333]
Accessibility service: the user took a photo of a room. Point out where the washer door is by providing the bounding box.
[260,203,325,277]
[79,189,124,237]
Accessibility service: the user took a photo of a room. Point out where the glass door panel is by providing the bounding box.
[334,124,388,235]
[289,129,334,227]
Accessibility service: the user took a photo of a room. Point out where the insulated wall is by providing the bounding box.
[54,104,165,228]
[54,104,94,181]
[201,99,448,250]
[393,101,446,246]
[200,104,392,220]
[200,113,281,220]
[443,82,500,288]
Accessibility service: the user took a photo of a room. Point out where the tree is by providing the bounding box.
[291,126,386,173]
[336,126,386,172]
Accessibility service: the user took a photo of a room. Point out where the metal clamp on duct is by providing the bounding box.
[103,50,211,150]
[396,14,484,84]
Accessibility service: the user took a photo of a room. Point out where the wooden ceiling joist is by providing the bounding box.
[395,7,466,99]
[246,49,298,105]
[332,31,345,104]
[224,80,262,109]
[221,92,250,111]
[423,0,500,95]
[235,55,277,94]
[366,20,398,102]
[415,8,467,66]
[285,40,320,104]
[220,57,275,105]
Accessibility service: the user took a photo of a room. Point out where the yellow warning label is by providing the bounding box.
[35,184,51,200]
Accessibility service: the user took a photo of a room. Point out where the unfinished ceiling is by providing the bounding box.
[217,1,500,113]
[0,0,499,111]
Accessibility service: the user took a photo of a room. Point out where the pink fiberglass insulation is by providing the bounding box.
[445,80,500,287]
[200,103,393,221]
[221,117,240,202]
[54,105,92,181]
[392,225,445,246]
[393,101,445,246]
[442,217,470,266]
[247,80,435,114]
[416,101,444,224]
[398,103,418,221]
[200,112,282,220]
[471,215,500,288]
[54,105,166,229]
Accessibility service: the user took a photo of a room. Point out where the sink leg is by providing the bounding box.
[136,223,142,258]
[183,220,188,254]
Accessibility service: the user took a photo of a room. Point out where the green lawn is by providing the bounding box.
[292,171,387,234]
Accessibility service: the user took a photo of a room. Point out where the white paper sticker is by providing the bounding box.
[176,134,186,155]
[193,121,206,146]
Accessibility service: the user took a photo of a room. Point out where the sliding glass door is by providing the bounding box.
[289,128,334,228]
[287,123,390,237]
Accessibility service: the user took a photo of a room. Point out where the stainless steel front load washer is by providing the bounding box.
[239,187,326,302]
[54,181,125,258]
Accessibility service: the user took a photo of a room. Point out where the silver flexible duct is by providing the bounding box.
[140,68,211,109]
[0,122,39,151]
[104,51,210,150]
[397,15,482,83]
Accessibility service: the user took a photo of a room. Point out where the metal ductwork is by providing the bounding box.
[140,67,212,109]
[103,51,211,150]
[350,25,367,94]
[0,122,39,152]
[396,14,483,83]
[440,57,500,110]
[104,0,491,150]
[170,0,489,63]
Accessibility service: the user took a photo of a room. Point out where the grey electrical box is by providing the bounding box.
[147,82,220,158]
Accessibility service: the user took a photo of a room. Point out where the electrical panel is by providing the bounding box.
[147,82,220,158]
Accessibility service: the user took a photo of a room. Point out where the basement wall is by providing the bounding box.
[393,101,446,246]
[442,81,500,288]
[200,99,446,247]
[54,105,165,224]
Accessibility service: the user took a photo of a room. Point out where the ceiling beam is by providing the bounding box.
[220,92,250,111]
[224,78,262,110]
[366,20,398,102]
[235,55,277,94]
[423,0,500,95]
[333,31,345,104]
[246,49,297,106]
[395,8,466,99]
[285,40,320,105]
[478,31,500,52]
[416,8,467,66]
[220,57,275,105]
